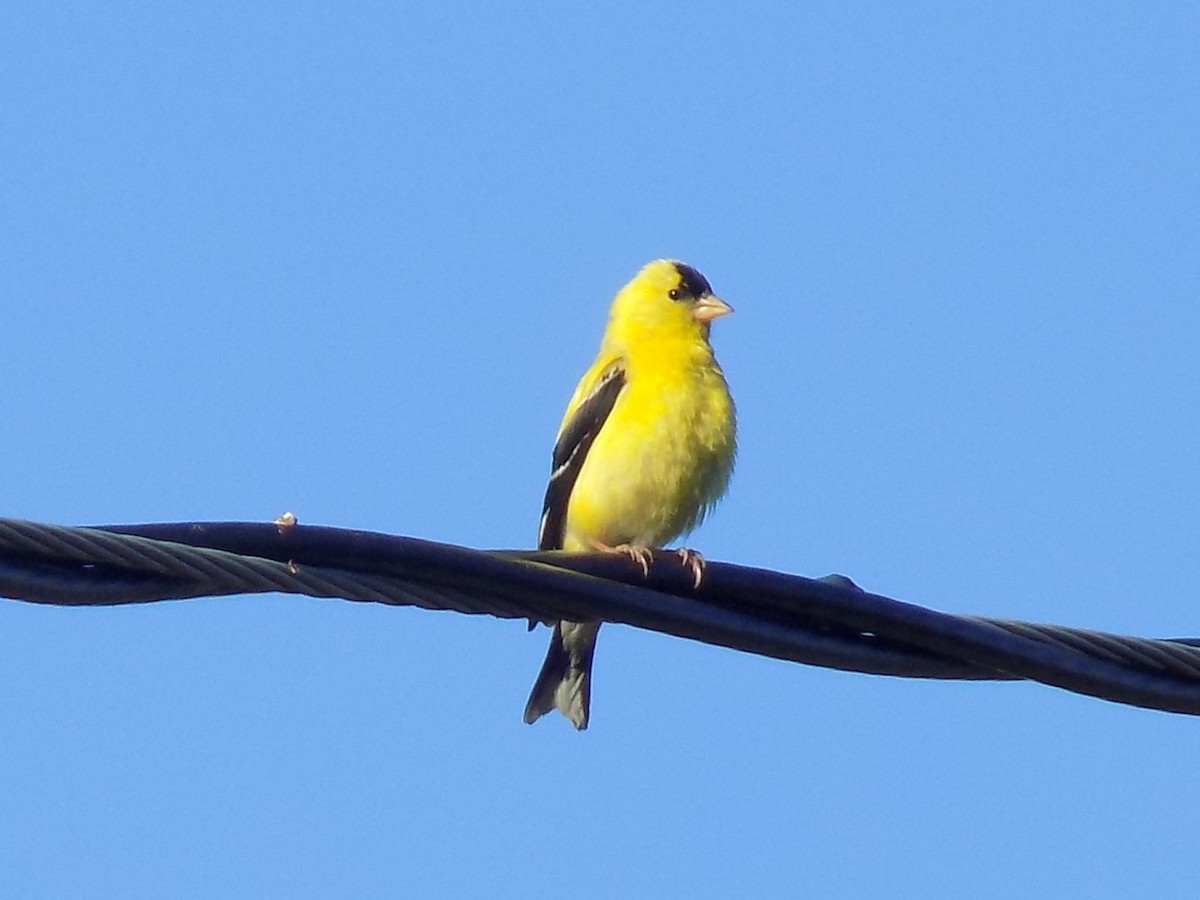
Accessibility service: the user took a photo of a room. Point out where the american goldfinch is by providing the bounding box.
[524,259,737,729]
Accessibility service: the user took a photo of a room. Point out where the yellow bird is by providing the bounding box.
[524,259,737,729]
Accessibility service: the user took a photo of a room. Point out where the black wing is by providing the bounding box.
[537,364,627,550]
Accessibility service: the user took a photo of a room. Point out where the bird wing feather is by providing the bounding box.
[537,363,626,550]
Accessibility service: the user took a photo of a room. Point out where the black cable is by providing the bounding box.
[1,517,1198,715]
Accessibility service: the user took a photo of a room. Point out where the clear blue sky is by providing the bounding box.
[3,3,1198,897]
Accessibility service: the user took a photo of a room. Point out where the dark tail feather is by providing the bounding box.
[523,620,600,730]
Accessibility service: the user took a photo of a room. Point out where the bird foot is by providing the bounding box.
[676,548,706,589]
[589,542,706,588]
[591,540,655,578]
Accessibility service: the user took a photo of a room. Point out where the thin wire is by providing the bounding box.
[1,517,1198,715]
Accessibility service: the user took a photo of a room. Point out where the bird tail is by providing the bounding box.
[523,620,601,730]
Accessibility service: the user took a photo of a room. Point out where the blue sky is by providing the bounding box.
[2,2,1198,897]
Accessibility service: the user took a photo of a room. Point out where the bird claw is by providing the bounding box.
[592,541,654,578]
[676,548,706,589]
[590,542,706,587]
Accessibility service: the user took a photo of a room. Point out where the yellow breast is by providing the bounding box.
[563,334,735,551]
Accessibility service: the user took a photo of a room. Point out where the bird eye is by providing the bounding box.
[668,288,681,300]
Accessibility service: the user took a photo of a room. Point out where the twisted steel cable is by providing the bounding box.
[1,517,1198,715]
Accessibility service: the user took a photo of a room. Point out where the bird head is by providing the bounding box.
[607,259,733,343]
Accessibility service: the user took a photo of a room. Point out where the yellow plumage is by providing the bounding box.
[524,259,737,729]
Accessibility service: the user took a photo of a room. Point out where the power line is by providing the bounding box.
[1,517,1198,715]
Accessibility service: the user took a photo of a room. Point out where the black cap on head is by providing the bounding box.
[672,261,713,298]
